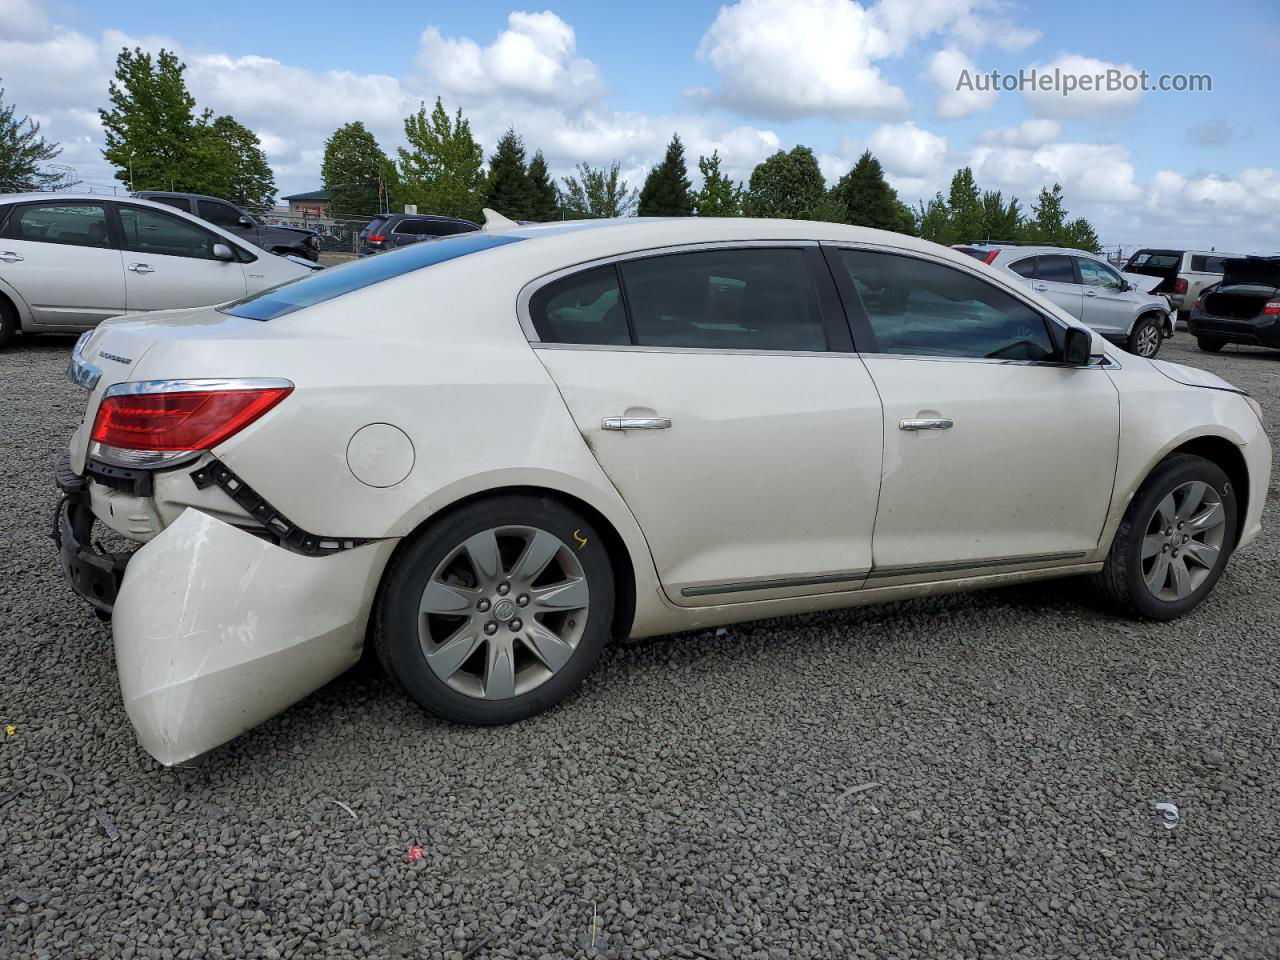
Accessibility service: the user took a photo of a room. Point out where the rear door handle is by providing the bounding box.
[602,417,672,431]
[127,263,154,274]
[900,418,953,431]
[0,252,23,263]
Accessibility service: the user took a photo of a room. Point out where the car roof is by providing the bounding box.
[970,244,1097,259]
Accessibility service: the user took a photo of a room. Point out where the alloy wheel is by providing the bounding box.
[1141,480,1227,601]
[417,525,589,699]
[1136,323,1160,357]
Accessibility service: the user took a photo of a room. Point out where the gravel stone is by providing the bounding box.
[2,335,1279,958]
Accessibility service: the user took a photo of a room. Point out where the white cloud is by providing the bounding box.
[1022,54,1145,118]
[868,122,949,177]
[928,48,995,118]
[969,140,1142,205]
[980,118,1060,147]
[0,0,49,41]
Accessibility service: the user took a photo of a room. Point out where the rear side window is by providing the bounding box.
[1008,257,1036,278]
[836,248,1055,362]
[529,265,629,345]
[620,248,825,351]
[1036,255,1075,283]
[1190,255,1227,273]
[392,219,428,236]
[223,232,523,321]
[3,202,111,248]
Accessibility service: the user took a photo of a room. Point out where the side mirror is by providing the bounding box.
[211,242,235,261]
[1063,326,1092,366]
[238,215,255,228]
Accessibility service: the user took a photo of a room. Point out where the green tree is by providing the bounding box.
[830,151,904,231]
[892,199,918,236]
[398,98,485,221]
[916,192,954,244]
[560,161,637,218]
[946,166,983,242]
[1061,217,1101,253]
[692,151,744,217]
[1024,183,1068,244]
[526,150,559,220]
[207,115,276,211]
[744,146,827,219]
[322,121,395,218]
[0,84,78,192]
[637,133,693,217]
[483,127,533,220]
[979,190,1022,242]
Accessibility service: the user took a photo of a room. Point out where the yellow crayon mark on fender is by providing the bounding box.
[572,529,589,550]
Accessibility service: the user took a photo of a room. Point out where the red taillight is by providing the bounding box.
[91,387,293,453]
[1174,277,1188,295]
[983,249,999,265]
[1263,301,1280,316]
[368,234,386,244]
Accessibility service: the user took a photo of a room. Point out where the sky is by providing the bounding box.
[1,0,1277,251]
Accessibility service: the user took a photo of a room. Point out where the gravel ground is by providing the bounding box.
[2,334,1279,960]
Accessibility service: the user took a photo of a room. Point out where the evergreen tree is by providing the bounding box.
[744,146,827,219]
[892,199,918,236]
[322,122,395,218]
[1025,183,1068,244]
[560,161,637,218]
[979,190,1022,242]
[0,84,78,192]
[830,151,903,230]
[208,116,276,212]
[946,166,983,242]
[637,133,693,217]
[483,127,533,220]
[526,150,559,220]
[398,98,485,221]
[916,192,954,244]
[692,151,744,217]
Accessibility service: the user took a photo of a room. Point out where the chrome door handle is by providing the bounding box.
[1033,283,1048,291]
[128,263,155,274]
[1084,289,1098,297]
[900,418,953,431]
[602,417,672,431]
[0,252,23,263]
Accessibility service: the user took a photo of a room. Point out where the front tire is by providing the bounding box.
[1093,454,1236,620]
[1127,314,1163,358]
[374,495,614,724]
[1196,336,1226,353]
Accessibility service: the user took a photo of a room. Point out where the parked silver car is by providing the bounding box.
[956,244,1174,357]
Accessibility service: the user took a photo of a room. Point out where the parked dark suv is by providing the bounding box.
[133,191,322,262]
[359,214,479,256]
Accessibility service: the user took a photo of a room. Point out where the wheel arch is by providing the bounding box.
[0,280,30,329]
[1167,435,1250,547]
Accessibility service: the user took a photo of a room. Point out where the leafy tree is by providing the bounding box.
[1024,183,1068,244]
[891,199,917,236]
[398,98,485,221]
[980,190,1022,243]
[526,150,559,220]
[0,84,78,192]
[744,146,827,219]
[483,127,533,220]
[916,192,953,245]
[1062,217,1101,254]
[946,166,983,242]
[830,151,903,231]
[560,161,637,218]
[322,121,396,218]
[637,133,693,217]
[207,116,275,211]
[692,151,744,217]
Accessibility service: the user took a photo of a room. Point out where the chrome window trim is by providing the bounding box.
[103,377,294,398]
[516,240,819,345]
[681,569,870,598]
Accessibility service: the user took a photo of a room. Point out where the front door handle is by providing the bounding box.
[1033,283,1048,291]
[0,252,23,263]
[1084,289,1098,297]
[602,417,672,431]
[127,263,155,274]
[900,418,953,431]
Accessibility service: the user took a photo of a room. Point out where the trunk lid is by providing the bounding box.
[1220,257,1280,288]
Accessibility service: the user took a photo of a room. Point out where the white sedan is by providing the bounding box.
[0,193,318,348]
[56,215,1269,764]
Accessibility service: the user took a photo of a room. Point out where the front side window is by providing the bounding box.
[1077,258,1124,290]
[529,265,628,346]
[149,196,192,213]
[836,248,1056,362]
[119,205,221,260]
[199,200,243,229]
[1036,255,1076,284]
[3,203,111,248]
[620,248,826,351]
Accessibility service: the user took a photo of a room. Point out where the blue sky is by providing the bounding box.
[3,0,1278,249]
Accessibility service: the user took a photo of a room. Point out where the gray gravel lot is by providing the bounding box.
[2,334,1279,959]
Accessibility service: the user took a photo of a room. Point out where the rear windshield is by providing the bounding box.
[222,232,523,321]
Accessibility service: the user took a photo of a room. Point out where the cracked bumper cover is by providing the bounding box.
[113,508,396,765]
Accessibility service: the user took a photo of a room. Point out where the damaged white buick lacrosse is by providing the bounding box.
[56,214,1269,765]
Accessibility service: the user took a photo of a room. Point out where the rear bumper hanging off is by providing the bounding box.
[52,453,132,617]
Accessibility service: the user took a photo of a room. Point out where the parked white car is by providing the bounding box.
[0,193,319,348]
[955,243,1174,357]
[56,216,1269,764]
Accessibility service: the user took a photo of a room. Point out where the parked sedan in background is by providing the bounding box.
[55,217,1267,765]
[957,243,1174,357]
[358,213,479,256]
[0,194,317,348]
[1188,257,1280,352]
[1123,248,1245,320]
[135,191,322,261]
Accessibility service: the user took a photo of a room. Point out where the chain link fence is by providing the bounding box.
[262,214,377,255]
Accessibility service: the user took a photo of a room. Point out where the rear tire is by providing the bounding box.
[0,297,17,349]
[1196,336,1225,353]
[1092,454,1236,620]
[1127,314,1163,358]
[374,494,615,725]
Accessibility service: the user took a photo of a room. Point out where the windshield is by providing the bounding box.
[221,232,523,321]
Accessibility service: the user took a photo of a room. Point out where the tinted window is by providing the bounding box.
[837,249,1055,362]
[529,265,628,345]
[1036,255,1075,284]
[148,196,192,213]
[392,219,428,236]
[1127,251,1180,269]
[1009,257,1036,278]
[1077,258,1124,290]
[954,247,988,261]
[362,217,386,237]
[4,203,111,248]
[620,248,825,351]
[199,200,242,229]
[1190,255,1227,273]
[119,206,221,259]
[223,232,523,321]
